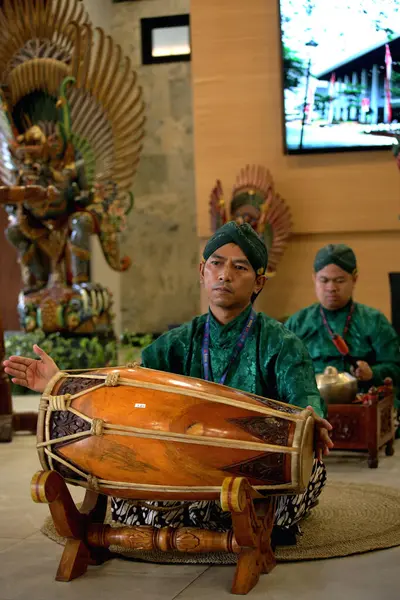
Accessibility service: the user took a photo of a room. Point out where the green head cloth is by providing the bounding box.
[203,221,268,275]
[314,243,357,275]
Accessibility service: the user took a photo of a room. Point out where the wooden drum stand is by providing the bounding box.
[31,470,276,595]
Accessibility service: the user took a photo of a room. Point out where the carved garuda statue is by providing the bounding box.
[0,0,145,334]
[209,165,292,278]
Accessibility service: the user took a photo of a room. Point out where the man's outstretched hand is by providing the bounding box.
[307,405,334,460]
[3,344,59,393]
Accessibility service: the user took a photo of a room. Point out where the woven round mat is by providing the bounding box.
[41,482,400,563]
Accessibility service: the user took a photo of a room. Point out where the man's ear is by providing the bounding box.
[254,274,266,294]
[199,261,205,284]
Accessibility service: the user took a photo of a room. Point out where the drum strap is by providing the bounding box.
[202,308,257,384]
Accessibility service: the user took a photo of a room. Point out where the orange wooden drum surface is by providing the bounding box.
[36,365,315,500]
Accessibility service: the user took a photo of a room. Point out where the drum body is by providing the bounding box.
[37,366,315,500]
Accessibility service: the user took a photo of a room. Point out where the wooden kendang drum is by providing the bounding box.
[36,366,315,498]
[32,365,315,594]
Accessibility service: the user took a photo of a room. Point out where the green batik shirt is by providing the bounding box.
[285,302,400,406]
[141,304,327,418]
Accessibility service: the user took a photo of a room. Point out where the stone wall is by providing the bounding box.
[111,0,199,334]
[83,0,123,335]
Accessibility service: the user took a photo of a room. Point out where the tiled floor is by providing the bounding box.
[0,433,399,600]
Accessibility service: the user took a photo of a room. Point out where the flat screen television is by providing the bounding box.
[278,0,400,154]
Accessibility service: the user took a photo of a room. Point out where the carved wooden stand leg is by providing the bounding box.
[31,471,110,581]
[366,389,379,469]
[382,379,395,458]
[0,311,39,441]
[0,413,12,442]
[12,412,38,434]
[0,314,12,443]
[221,477,276,594]
[386,438,395,456]
[31,472,276,595]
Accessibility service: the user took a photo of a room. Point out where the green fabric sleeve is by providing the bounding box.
[283,313,297,333]
[141,326,190,374]
[369,313,400,392]
[141,337,170,371]
[273,332,327,418]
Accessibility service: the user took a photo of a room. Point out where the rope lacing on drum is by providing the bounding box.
[91,418,104,436]
[87,475,100,491]
[105,372,119,387]
[41,394,72,411]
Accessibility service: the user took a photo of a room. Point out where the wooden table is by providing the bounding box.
[327,380,395,468]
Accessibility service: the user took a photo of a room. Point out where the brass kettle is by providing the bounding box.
[315,366,358,405]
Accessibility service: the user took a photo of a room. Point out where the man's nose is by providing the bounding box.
[219,263,232,281]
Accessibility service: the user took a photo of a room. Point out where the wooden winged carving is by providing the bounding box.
[0,0,145,334]
[209,165,293,277]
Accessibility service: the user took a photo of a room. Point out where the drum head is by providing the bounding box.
[299,415,315,490]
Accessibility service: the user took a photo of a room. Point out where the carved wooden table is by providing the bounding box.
[327,379,395,468]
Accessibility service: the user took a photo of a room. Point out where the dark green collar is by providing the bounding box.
[321,299,353,318]
[209,304,253,347]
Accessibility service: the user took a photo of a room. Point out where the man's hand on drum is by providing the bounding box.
[3,345,59,393]
[307,405,334,460]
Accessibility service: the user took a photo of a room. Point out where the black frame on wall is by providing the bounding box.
[141,14,191,65]
[389,273,400,337]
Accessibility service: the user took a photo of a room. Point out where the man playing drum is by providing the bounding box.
[4,221,332,545]
[285,244,400,435]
